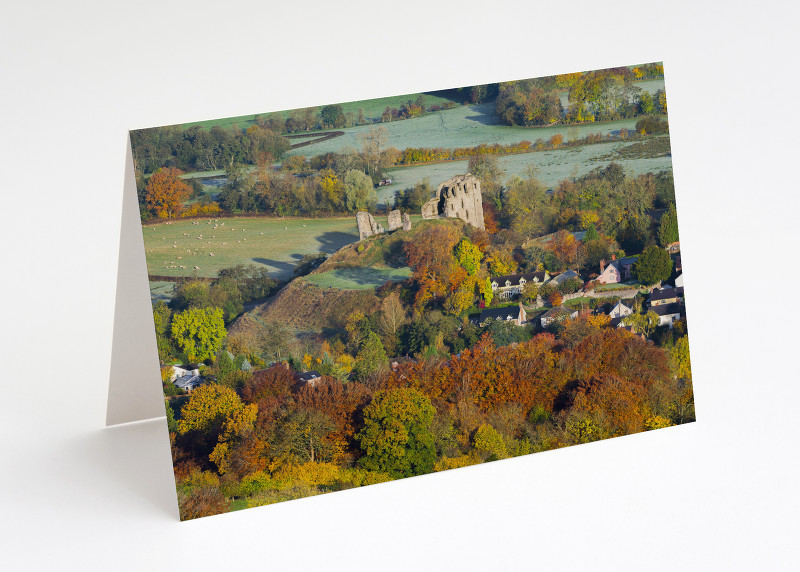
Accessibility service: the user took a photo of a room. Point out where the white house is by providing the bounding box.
[608,300,634,318]
[651,303,683,328]
[170,364,200,382]
[490,271,549,300]
[674,273,683,287]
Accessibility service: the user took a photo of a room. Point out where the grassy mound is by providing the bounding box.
[231,279,380,334]
[302,267,411,290]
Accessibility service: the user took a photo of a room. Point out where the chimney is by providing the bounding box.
[600,259,605,272]
[611,253,616,261]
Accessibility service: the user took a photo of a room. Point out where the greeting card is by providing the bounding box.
[110,62,693,520]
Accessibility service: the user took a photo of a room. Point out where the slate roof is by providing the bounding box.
[173,374,202,390]
[298,371,322,382]
[550,269,581,285]
[491,271,547,287]
[541,306,577,319]
[650,303,683,316]
[480,306,523,322]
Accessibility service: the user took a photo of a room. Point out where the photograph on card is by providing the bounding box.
[131,61,694,520]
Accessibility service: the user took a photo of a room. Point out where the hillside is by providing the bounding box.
[230,279,380,335]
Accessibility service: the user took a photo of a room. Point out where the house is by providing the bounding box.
[549,269,582,288]
[649,286,685,306]
[173,374,203,392]
[651,303,684,327]
[169,364,200,382]
[609,316,626,328]
[674,273,684,287]
[540,306,578,328]
[476,302,528,326]
[608,300,634,318]
[596,255,638,284]
[665,241,680,254]
[490,271,549,300]
[297,370,322,387]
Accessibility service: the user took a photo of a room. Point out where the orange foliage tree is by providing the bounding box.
[145,167,192,218]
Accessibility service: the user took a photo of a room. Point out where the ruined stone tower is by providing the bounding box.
[421,174,485,230]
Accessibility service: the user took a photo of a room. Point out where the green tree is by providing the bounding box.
[632,245,673,286]
[343,169,376,212]
[637,91,654,115]
[657,203,679,247]
[584,223,600,242]
[354,331,387,381]
[398,179,432,211]
[357,388,437,478]
[171,307,227,362]
[320,104,346,128]
[454,239,482,275]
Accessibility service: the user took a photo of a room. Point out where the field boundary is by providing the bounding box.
[141,213,360,226]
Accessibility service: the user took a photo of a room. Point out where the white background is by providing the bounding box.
[2,1,798,570]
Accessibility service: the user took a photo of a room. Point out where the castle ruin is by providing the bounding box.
[421,174,485,230]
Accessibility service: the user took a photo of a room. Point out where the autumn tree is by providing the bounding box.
[145,167,192,218]
[473,424,508,461]
[633,245,673,285]
[271,408,339,464]
[670,336,692,380]
[178,384,248,436]
[454,238,482,275]
[404,224,460,308]
[171,307,226,362]
[444,286,474,316]
[550,229,582,267]
[486,249,516,276]
[357,388,437,478]
[504,172,553,239]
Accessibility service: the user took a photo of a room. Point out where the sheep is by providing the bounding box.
[194,266,200,270]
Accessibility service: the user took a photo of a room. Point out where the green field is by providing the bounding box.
[143,217,359,281]
[301,266,412,290]
[377,138,673,202]
[177,91,461,131]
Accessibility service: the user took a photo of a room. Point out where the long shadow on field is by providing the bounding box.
[315,230,359,253]
[251,256,302,279]
[462,102,501,126]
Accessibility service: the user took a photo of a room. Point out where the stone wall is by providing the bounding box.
[356,211,384,240]
[387,209,402,231]
[421,174,485,230]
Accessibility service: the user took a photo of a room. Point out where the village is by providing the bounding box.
[164,173,686,394]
